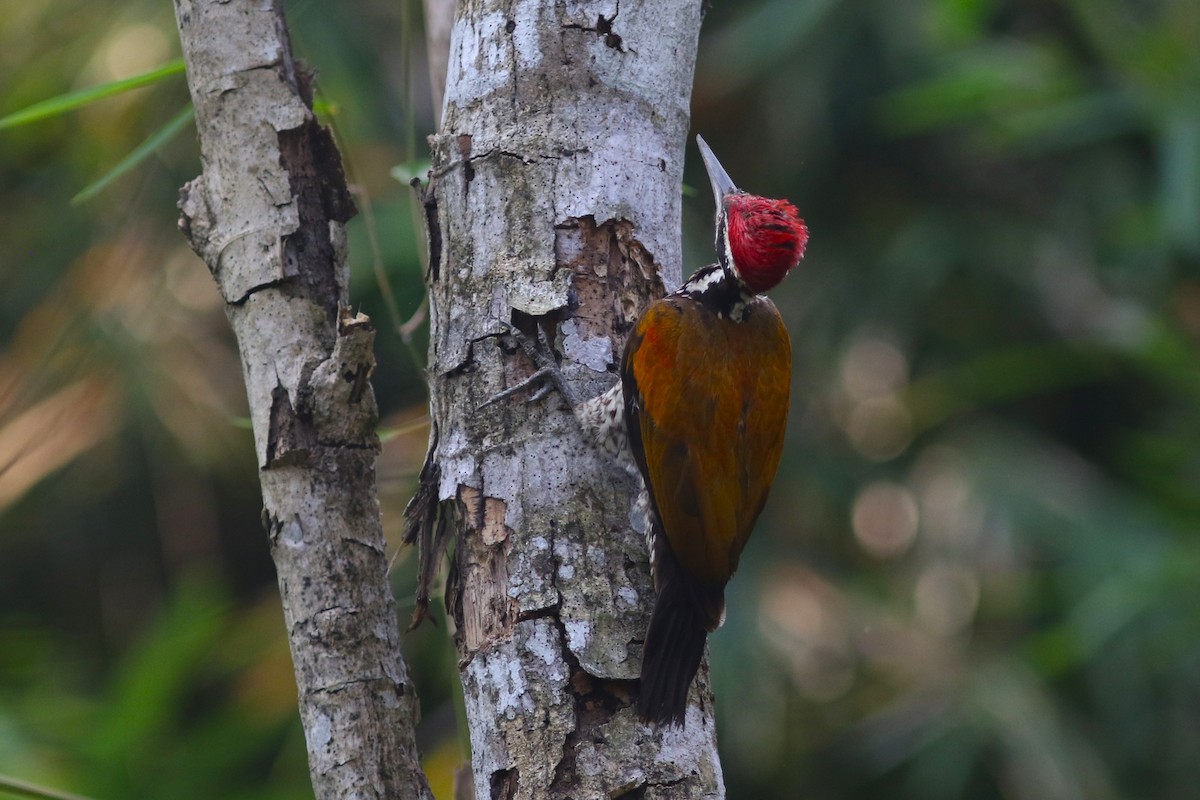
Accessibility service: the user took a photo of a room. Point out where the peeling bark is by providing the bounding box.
[411,1,724,797]
[172,1,432,797]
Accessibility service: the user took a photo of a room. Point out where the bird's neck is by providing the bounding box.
[676,263,756,322]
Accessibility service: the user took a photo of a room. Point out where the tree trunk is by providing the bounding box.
[172,2,432,798]
[414,2,724,797]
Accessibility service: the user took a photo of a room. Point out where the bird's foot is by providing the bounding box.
[477,322,579,411]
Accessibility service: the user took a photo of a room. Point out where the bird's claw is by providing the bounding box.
[477,322,579,410]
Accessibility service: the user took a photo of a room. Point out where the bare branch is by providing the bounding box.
[172,1,432,797]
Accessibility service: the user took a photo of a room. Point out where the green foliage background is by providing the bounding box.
[1,1,1198,798]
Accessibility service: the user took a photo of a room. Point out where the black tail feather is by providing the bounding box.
[638,550,724,726]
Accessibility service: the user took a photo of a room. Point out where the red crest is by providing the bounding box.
[725,195,808,294]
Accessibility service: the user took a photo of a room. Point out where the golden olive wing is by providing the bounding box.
[623,295,791,588]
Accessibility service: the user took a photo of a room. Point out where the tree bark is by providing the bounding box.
[414,1,724,797]
[172,2,432,798]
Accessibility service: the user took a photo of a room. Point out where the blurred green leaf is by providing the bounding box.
[904,343,1113,432]
[1160,108,1200,255]
[0,774,96,800]
[86,580,230,762]
[389,160,432,185]
[71,105,194,205]
[0,59,186,131]
[877,41,1080,137]
[700,0,839,95]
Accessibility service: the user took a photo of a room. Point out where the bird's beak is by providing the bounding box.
[696,134,739,207]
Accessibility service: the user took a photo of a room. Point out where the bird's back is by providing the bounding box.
[623,292,791,597]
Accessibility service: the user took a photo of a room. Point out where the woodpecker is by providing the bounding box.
[620,135,807,725]
[494,135,807,725]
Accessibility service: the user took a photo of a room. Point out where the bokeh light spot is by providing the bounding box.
[852,481,919,559]
[914,562,980,637]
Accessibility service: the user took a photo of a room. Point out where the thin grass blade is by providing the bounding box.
[70,105,195,205]
[0,59,185,131]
